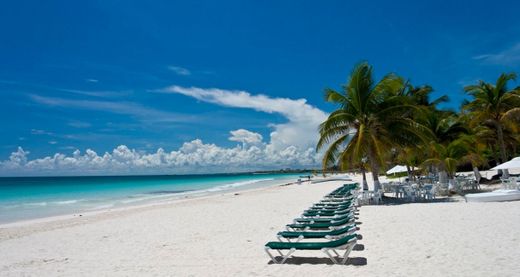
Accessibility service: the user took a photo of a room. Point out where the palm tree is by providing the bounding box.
[395,82,450,180]
[463,73,520,178]
[414,110,468,184]
[418,110,467,145]
[460,132,487,185]
[395,145,424,181]
[423,137,469,190]
[317,62,427,191]
[400,82,450,109]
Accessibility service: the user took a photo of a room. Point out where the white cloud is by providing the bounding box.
[168,66,191,76]
[86,79,99,83]
[157,86,328,151]
[0,141,321,176]
[1,147,29,170]
[473,43,520,65]
[229,129,263,146]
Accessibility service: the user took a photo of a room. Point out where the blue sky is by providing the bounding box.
[1,1,520,175]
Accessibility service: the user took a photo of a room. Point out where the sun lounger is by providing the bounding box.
[265,233,357,264]
[277,224,357,242]
[314,200,353,206]
[286,216,354,230]
[307,204,352,211]
[303,206,353,215]
[302,209,352,217]
[293,213,351,223]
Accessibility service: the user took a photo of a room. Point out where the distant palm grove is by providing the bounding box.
[318,62,520,190]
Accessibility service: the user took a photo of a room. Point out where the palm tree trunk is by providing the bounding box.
[472,165,482,190]
[367,148,381,191]
[438,170,448,185]
[495,123,510,178]
[361,167,368,191]
[372,167,381,191]
[406,165,415,181]
[493,148,503,176]
[472,166,481,184]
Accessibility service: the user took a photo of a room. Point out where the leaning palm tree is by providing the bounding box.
[460,132,487,185]
[317,62,428,191]
[463,73,520,178]
[423,137,469,190]
[395,145,424,181]
[415,110,468,184]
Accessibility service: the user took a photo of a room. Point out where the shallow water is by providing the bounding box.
[0,173,303,223]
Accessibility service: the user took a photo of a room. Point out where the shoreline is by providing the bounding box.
[0,174,313,228]
[0,177,312,230]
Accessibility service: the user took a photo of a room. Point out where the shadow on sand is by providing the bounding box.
[267,243,367,266]
[268,256,367,266]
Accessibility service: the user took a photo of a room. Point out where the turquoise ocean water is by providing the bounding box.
[0,173,304,224]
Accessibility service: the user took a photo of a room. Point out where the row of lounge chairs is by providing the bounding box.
[264,183,360,265]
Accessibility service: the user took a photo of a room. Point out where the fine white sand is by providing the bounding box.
[1,176,520,276]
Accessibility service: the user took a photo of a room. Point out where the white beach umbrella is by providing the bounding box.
[386,165,411,183]
[491,156,520,170]
[386,165,409,175]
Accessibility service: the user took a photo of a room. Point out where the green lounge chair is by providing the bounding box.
[277,224,356,242]
[302,209,351,217]
[265,233,357,264]
[286,216,353,230]
[314,199,353,206]
[303,206,352,215]
[314,201,352,207]
[307,204,352,211]
[293,213,351,223]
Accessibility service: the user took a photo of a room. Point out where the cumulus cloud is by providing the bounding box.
[473,42,520,66]
[0,141,321,176]
[229,129,263,146]
[2,147,29,169]
[157,86,328,151]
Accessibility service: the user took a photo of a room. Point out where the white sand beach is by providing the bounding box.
[1,176,520,277]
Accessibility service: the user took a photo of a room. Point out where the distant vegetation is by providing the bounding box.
[318,62,520,190]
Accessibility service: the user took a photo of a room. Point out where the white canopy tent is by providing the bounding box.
[386,165,415,182]
[386,165,409,175]
[491,157,520,170]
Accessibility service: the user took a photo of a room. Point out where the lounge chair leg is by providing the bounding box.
[323,248,339,264]
[340,243,356,265]
[265,248,280,264]
[279,248,296,264]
